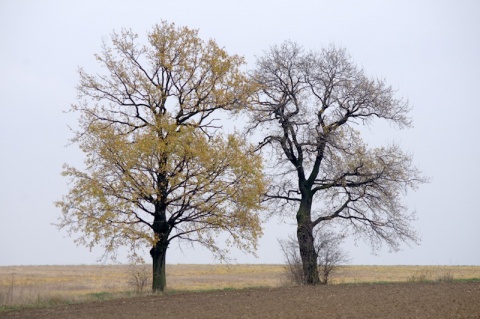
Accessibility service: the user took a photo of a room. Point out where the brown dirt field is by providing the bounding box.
[2,281,479,319]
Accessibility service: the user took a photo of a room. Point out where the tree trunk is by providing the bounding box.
[296,192,320,285]
[150,239,168,292]
[297,223,320,285]
[151,200,170,292]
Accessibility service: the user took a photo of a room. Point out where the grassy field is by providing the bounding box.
[1,264,479,309]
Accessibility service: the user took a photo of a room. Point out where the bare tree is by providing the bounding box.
[249,42,428,285]
[56,22,266,292]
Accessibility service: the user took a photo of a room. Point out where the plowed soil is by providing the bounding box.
[2,282,480,319]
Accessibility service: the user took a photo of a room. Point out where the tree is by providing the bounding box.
[279,225,349,285]
[56,22,266,292]
[249,42,427,285]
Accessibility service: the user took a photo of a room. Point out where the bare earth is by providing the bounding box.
[2,282,479,319]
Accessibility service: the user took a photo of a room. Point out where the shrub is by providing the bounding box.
[279,225,349,285]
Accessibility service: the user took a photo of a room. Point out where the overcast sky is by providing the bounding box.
[1,0,479,266]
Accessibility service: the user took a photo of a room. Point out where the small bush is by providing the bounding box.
[128,264,151,293]
[278,238,304,285]
[279,225,349,285]
[436,271,454,283]
[407,270,432,282]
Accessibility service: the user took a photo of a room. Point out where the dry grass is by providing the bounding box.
[0,265,130,308]
[167,264,285,290]
[1,264,479,309]
[330,265,480,284]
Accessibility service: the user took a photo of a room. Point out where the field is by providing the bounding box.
[1,264,480,318]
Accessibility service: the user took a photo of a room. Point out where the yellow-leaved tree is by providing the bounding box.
[56,22,266,292]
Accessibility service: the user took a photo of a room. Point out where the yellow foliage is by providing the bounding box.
[56,21,266,263]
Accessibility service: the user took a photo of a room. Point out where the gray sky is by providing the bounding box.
[1,0,479,266]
